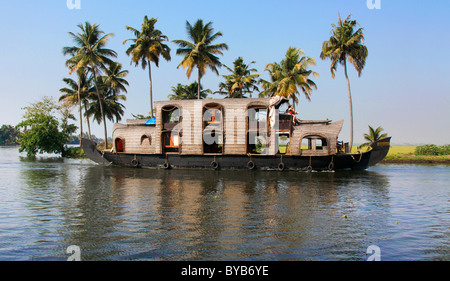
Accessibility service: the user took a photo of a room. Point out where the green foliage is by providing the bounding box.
[124,16,171,118]
[63,21,118,149]
[131,113,152,120]
[17,97,77,157]
[62,147,85,158]
[173,19,228,99]
[415,145,450,156]
[320,14,368,151]
[358,125,388,150]
[320,14,368,78]
[169,82,210,100]
[260,47,318,105]
[217,57,260,98]
[0,124,20,145]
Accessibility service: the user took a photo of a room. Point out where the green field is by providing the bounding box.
[383,146,450,163]
[387,146,416,155]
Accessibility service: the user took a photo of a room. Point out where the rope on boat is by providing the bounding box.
[328,156,334,171]
[306,156,312,172]
[351,150,363,163]
[131,154,140,167]
[211,155,219,170]
[163,153,170,169]
[278,154,285,171]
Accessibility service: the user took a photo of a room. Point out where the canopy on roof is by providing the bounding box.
[145,118,156,125]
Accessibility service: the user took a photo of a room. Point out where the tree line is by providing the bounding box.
[14,13,368,155]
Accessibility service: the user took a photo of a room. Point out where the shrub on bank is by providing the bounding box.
[62,147,85,158]
[415,144,450,156]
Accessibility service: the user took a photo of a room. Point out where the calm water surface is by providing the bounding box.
[0,146,448,261]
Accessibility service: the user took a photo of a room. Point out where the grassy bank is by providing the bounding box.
[382,146,450,164]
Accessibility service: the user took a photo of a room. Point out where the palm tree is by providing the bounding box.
[85,76,126,127]
[260,47,318,107]
[218,57,260,98]
[63,21,117,149]
[104,62,129,96]
[104,62,129,122]
[358,125,388,150]
[59,68,93,143]
[123,16,171,118]
[168,82,211,100]
[320,14,368,151]
[173,19,228,99]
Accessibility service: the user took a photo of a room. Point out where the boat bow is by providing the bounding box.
[368,137,391,167]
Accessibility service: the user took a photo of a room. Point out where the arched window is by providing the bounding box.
[247,105,268,154]
[115,138,124,152]
[162,105,181,153]
[162,105,180,130]
[140,135,151,146]
[203,103,223,154]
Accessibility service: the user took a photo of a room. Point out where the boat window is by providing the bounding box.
[203,129,223,154]
[248,107,267,132]
[203,104,223,154]
[162,105,181,153]
[203,106,222,123]
[115,138,124,152]
[162,131,180,153]
[278,113,292,132]
[300,136,328,151]
[140,135,151,146]
[162,106,180,130]
[247,132,268,155]
[247,106,268,154]
[278,133,290,154]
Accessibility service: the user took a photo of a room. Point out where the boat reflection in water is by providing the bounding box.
[62,165,390,260]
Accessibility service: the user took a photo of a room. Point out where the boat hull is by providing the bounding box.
[81,138,390,171]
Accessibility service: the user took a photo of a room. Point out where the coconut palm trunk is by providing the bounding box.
[198,68,201,99]
[84,103,92,139]
[320,14,368,153]
[76,77,83,146]
[93,70,108,149]
[344,60,354,151]
[148,59,154,118]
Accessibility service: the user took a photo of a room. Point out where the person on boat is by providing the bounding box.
[287,104,301,125]
[336,138,343,153]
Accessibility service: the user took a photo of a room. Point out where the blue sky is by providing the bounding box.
[0,0,449,145]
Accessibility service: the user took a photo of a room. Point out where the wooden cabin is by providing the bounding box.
[111,97,344,157]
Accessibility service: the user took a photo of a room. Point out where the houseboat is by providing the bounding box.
[81,97,391,171]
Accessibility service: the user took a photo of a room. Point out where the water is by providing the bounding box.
[0,146,448,261]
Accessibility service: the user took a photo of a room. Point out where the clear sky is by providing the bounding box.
[0,0,449,145]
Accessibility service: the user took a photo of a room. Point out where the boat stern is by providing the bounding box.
[81,138,112,165]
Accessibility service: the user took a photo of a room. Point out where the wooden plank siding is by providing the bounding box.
[112,98,343,156]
